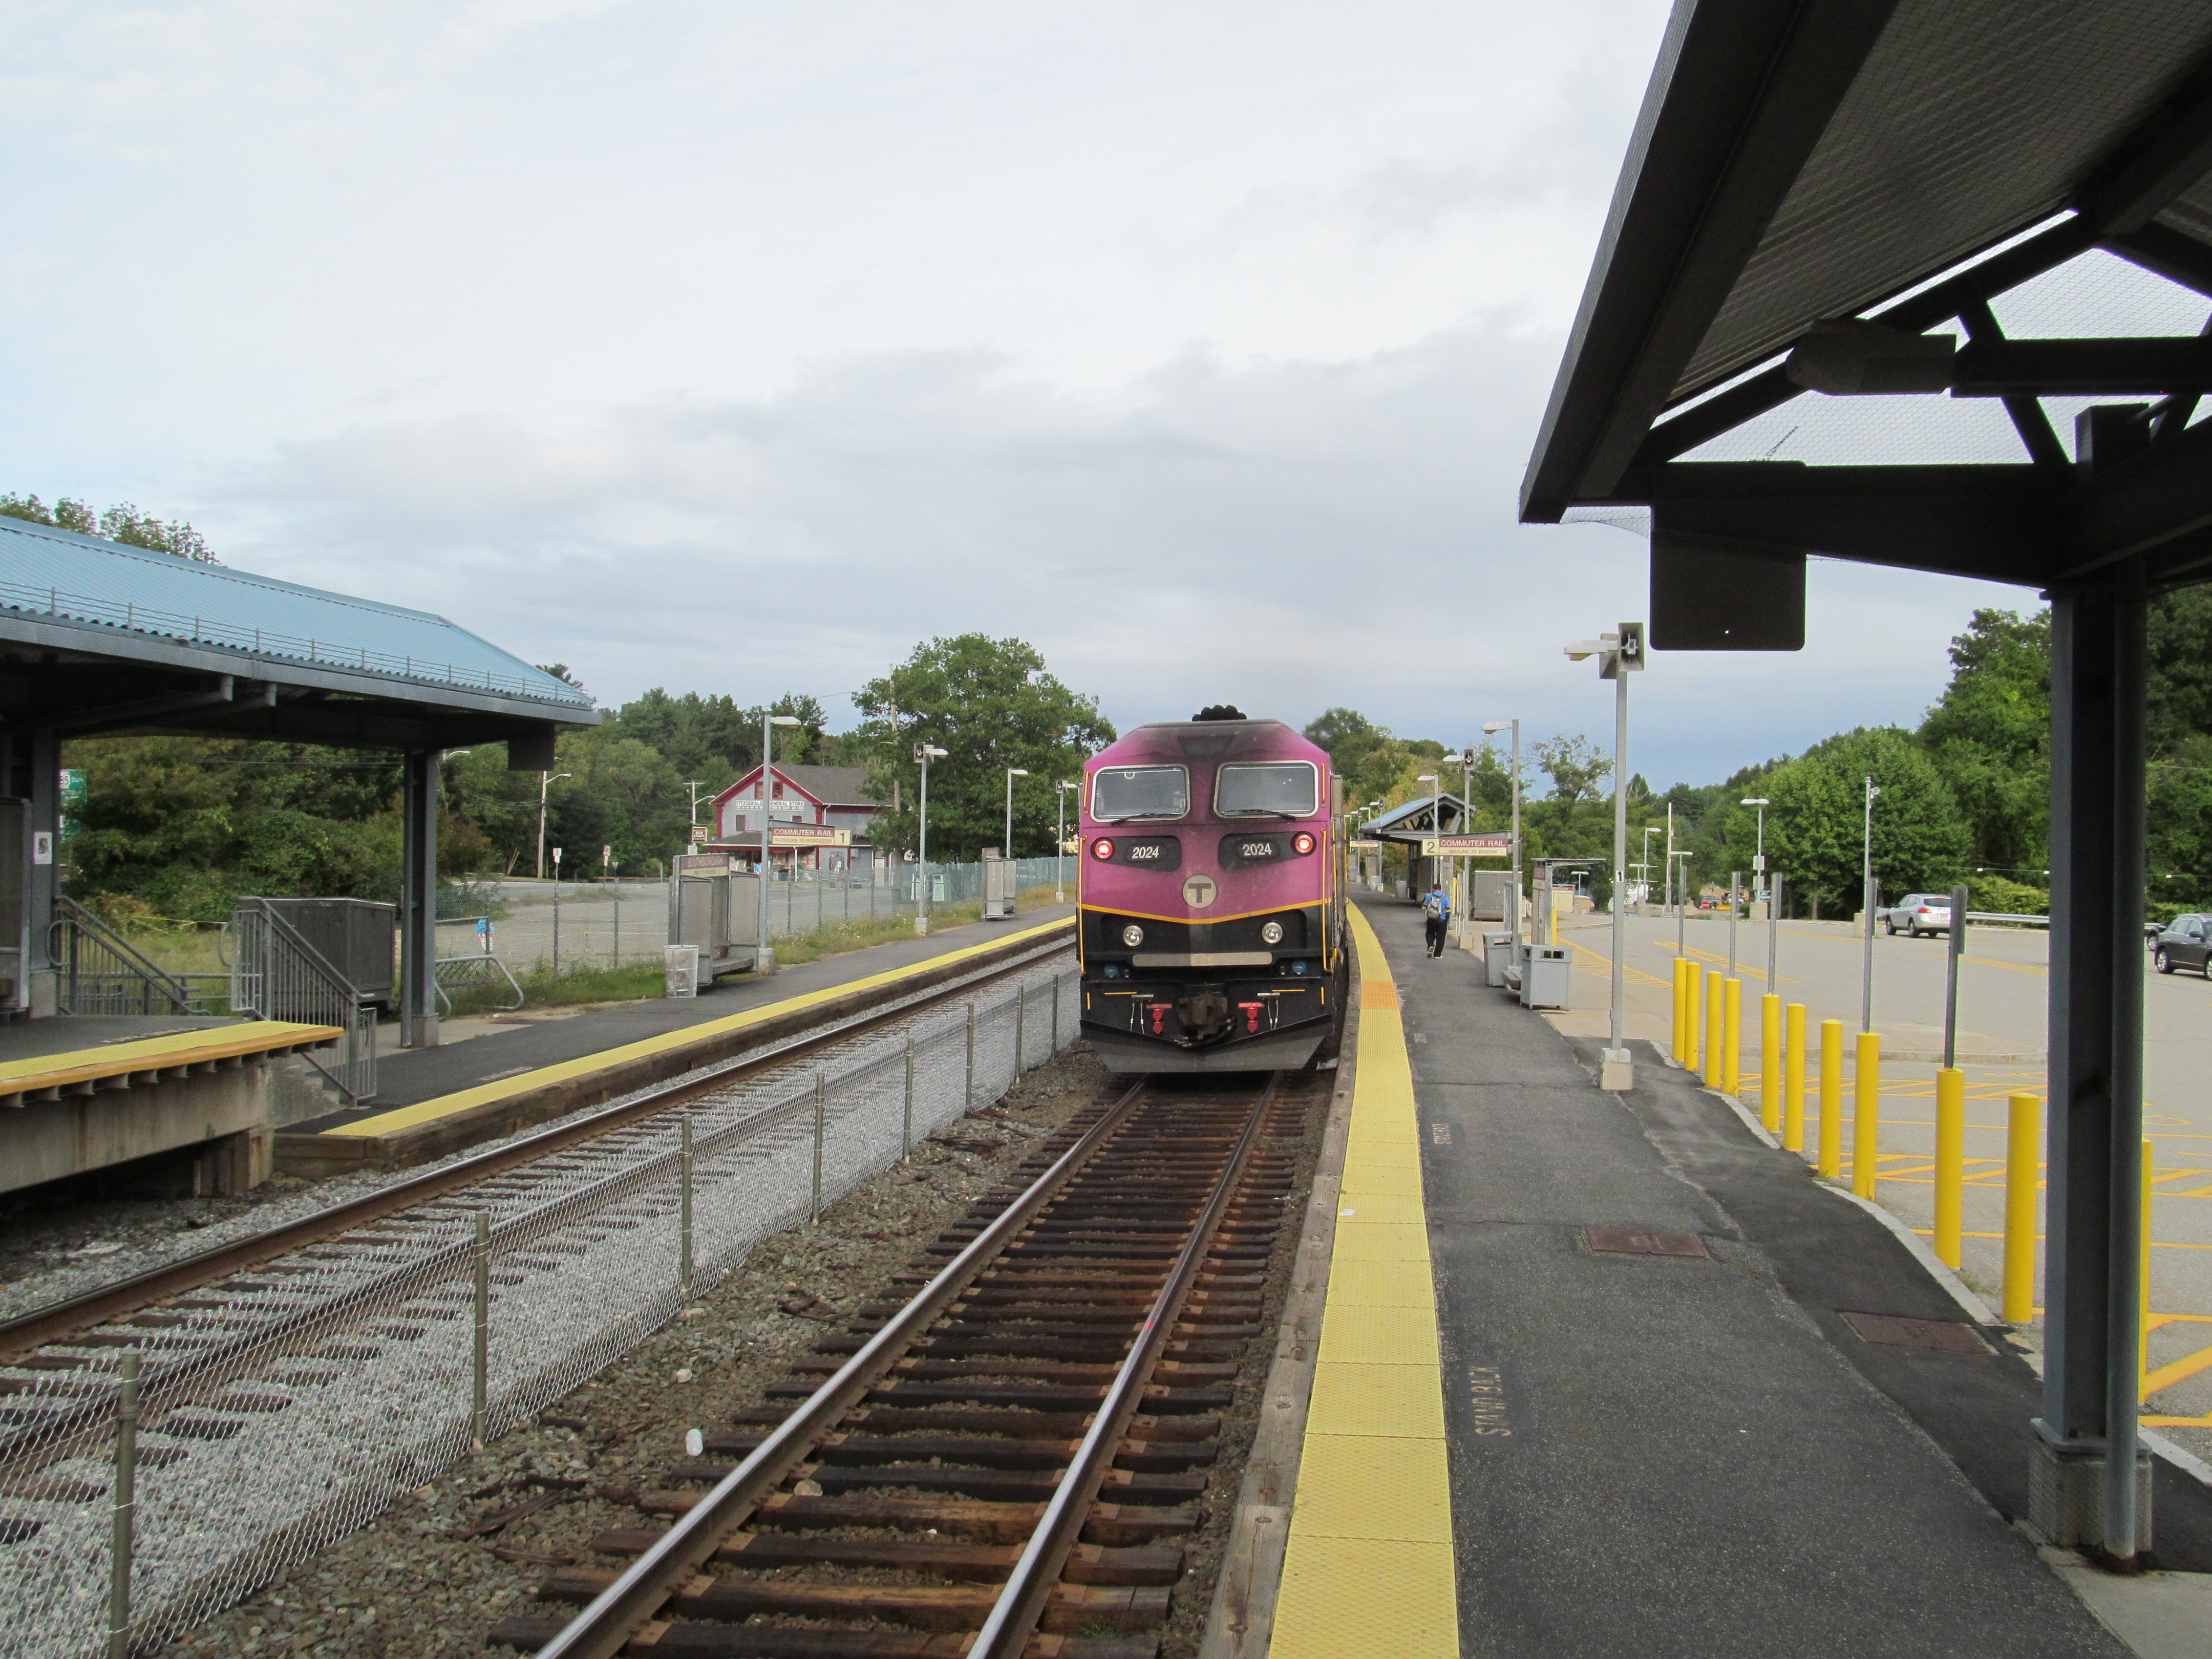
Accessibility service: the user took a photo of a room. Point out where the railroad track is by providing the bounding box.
[492,1070,1314,1659]
[0,940,1078,1657]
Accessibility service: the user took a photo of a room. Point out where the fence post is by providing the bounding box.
[811,1074,826,1224]
[1051,970,1061,1054]
[964,1004,975,1113]
[471,1212,490,1448]
[1783,1002,1806,1153]
[902,1036,915,1160]
[1014,984,1026,1076]
[108,1348,140,1659]
[680,1116,696,1300]
[1818,1019,1843,1178]
[1759,993,1781,1132]
[2003,1094,2039,1324]
[1934,1068,1965,1268]
[1852,1031,1881,1200]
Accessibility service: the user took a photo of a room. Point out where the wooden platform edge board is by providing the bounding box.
[1195,961,1359,1659]
[274,919,1075,1176]
[0,1020,342,1101]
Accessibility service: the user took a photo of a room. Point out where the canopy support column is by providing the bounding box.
[400,748,441,1050]
[2034,570,2150,1559]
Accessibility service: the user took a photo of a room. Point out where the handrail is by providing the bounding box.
[50,897,204,1015]
[228,899,376,1102]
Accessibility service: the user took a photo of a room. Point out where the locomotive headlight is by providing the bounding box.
[1121,923,1144,947]
[1091,838,1115,861]
[1291,832,1316,855]
[1260,921,1285,945]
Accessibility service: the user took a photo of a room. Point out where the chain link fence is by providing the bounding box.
[0,960,1078,1657]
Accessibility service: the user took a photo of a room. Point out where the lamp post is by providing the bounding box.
[1055,780,1076,903]
[1004,768,1029,860]
[758,713,801,970]
[916,743,948,935]
[1482,721,1521,956]
[1861,776,1882,1031]
[536,770,572,880]
[1741,797,1770,905]
[1566,623,1644,1092]
[1417,774,1439,899]
[1640,825,1662,901]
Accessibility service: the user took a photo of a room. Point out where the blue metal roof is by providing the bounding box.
[0,517,590,709]
[1363,793,1471,837]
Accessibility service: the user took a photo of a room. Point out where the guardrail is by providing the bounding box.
[1966,911,2049,927]
[227,899,377,1101]
[49,897,209,1016]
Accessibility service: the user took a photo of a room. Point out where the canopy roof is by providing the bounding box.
[1362,794,1474,842]
[0,519,595,752]
[1522,0,2212,597]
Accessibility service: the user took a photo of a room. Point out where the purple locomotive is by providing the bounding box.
[1078,708,1344,1072]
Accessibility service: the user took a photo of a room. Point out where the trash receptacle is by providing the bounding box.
[1521,946,1572,1010]
[1483,932,1514,988]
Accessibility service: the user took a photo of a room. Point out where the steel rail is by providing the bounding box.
[530,1077,1157,1659]
[0,929,1072,1363]
[970,1071,1279,1658]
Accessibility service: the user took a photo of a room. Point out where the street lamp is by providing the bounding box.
[1482,720,1522,958]
[1055,780,1077,903]
[1640,825,1662,896]
[1740,797,1770,895]
[1004,768,1029,860]
[757,713,802,971]
[916,743,949,935]
[1565,623,1645,1092]
[536,770,573,880]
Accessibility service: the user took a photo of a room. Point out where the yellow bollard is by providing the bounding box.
[1671,958,1688,1064]
[2142,1136,2154,1398]
[1703,971,1725,1088]
[1783,1002,1806,1152]
[1718,979,1738,1094]
[1852,1031,1881,1199]
[1817,1019,1843,1177]
[1759,994,1782,1132]
[1682,961,1701,1073]
[2002,1094,2039,1325]
[1933,1068,1965,1268]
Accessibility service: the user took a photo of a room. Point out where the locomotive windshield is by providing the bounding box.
[1216,761,1318,818]
[1092,765,1189,821]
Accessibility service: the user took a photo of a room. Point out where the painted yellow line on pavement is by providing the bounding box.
[1272,904,1458,1659]
[327,919,1072,1138]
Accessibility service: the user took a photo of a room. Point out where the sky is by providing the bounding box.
[0,1,2133,786]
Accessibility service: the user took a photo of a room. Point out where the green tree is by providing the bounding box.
[854,635,1115,859]
[1763,728,1970,915]
[1917,607,2050,875]
[4,491,215,561]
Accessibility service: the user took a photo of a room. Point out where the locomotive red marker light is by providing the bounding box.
[1091,838,1114,860]
[1292,832,1315,855]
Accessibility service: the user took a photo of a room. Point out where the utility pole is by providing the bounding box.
[1861,776,1882,1031]
[916,742,948,935]
[536,769,572,880]
[1566,624,1643,1091]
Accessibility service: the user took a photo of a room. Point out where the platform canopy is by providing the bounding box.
[1522,0,2212,630]
[1521,0,2212,1561]
[1361,793,1475,845]
[0,517,593,753]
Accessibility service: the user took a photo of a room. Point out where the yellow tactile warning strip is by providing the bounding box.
[1270,904,1459,1658]
[0,1020,342,1096]
[326,918,1073,1139]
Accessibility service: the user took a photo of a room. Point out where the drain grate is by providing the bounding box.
[1585,1227,1710,1259]
[1839,1311,1990,1355]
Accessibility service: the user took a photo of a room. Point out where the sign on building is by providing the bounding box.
[1422,834,1512,857]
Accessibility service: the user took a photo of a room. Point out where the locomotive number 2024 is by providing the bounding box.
[1238,841,1276,859]
[1129,844,1166,861]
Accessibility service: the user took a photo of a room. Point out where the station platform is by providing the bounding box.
[276,908,1074,1176]
[1263,895,2212,1658]
[0,1016,341,1195]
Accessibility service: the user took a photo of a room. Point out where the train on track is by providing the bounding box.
[1077,707,1346,1072]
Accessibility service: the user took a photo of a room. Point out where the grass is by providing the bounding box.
[772,884,1063,966]
[441,959,668,1017]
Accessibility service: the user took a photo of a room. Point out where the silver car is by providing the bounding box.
[1883,892,1953,937]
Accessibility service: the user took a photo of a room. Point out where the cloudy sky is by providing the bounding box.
[0,1,2105,785]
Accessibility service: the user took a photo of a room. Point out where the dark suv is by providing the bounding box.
[2153,914,2212,976]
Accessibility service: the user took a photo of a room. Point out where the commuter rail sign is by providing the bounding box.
[769,824,852,848]
[1423,834,1512,858]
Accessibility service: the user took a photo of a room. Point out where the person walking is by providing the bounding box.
[1422,880,1451,958]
